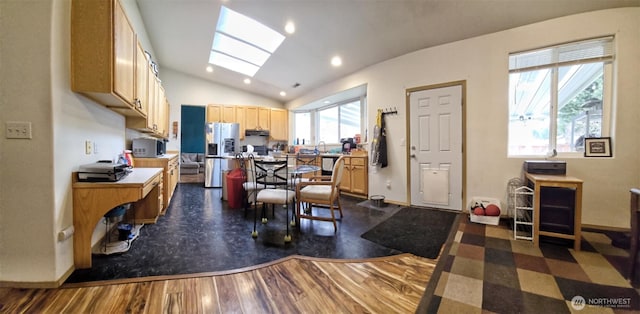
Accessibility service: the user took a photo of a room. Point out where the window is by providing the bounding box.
[293,97,366,144]
[294,112,311,144]
[508,37,614,157]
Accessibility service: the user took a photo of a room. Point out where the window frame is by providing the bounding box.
[507,37,614,158]
[292,95,366,145]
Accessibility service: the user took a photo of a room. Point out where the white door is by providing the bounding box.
[409,85,463,210]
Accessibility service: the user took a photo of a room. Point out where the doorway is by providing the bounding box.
[407,82,465,210]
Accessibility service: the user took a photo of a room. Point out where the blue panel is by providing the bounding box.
[181,105,205,153]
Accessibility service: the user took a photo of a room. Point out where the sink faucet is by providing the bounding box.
[318,141,327,153]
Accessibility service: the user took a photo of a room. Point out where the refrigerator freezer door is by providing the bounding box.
[204,157,222,188]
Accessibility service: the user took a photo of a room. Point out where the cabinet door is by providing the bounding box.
[258,107,270,130]
[134,41,148,116]
[236,106,246,139]
[222,106,236,123]
[350,157,368,195]
[207,105,222,123]
[113,0,136,106]
[156,86,168,137]
[148,74,159,131]
[340,158,352,192]
[245,107,259,129]
[270,108,288,141]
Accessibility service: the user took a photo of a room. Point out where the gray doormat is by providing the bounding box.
[361,207,459,259]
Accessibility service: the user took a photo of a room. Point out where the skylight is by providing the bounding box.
[209,6,285,77]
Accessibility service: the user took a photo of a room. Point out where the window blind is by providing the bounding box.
[509,36,614,73]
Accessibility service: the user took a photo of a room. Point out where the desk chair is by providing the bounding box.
[295,156,346,231]
[629,188,640,283]
[252,156,295,242]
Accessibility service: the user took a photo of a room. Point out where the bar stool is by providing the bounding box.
[628,188,640,283]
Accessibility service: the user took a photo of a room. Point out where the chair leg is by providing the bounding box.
[336,195,344,218]
[252,198,258,238]
[284,202,291,242]
[328,203,337,231]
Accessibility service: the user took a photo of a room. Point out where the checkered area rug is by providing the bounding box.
[422,218,640,313]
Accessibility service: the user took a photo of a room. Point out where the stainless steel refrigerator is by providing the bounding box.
[204,123,240,188]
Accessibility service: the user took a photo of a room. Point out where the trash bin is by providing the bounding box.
[226,168,245,209]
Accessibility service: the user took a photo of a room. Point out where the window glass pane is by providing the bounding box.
[508,69,552,156]
[318,107,339,143]
[556,63,603,152]
[340,101,361,139]
[294,112,311,144]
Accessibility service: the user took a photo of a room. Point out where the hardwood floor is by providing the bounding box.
[0,254,436,313]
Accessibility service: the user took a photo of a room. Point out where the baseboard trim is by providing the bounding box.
[0,265,74,289]
[582,223,630,233]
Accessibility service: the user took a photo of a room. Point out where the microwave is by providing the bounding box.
[132,138,165,157]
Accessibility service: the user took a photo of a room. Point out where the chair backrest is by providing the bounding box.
[331,156,346,188]
[296,153,317,166]
[235,153,246,181]
[253,157,289,188]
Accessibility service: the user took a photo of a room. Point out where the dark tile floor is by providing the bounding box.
[66,182,404,283]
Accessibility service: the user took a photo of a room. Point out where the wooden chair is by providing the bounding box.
[628,188,640,283]
[252,156,295,242]
[295,156,346,231]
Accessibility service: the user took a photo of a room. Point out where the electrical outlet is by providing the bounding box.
[5,121,32,139]
[85,140,92,155]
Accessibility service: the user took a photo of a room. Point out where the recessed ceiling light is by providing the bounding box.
[285,21,295,34]
[323,100,331,104]
[280,91,286,97]
[206,65,213,73]
[243,78,251,84]
[331,56,342,67]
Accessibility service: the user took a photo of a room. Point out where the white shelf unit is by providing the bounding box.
[514,186,534,241]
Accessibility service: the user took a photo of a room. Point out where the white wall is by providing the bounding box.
[0,0,127,284]
[160,68,284,152]
[287,8,640,229]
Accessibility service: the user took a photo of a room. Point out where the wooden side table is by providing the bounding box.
[525,173,583,251]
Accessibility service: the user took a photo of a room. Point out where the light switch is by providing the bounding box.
[5,121,32,139]
[85,140,93,155]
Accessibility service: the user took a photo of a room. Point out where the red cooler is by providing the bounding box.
[226,168,245,209]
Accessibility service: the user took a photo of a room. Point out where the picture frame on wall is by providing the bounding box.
[584,137,612,157]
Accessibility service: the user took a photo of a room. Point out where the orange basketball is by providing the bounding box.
[473,207,485,216]
[485,204,501,216]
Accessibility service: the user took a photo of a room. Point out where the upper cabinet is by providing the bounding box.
[205,104,287,141]
[71,0,169,138]
[269,108,288,141]
[245,107,270,131]
[206,105,236,123]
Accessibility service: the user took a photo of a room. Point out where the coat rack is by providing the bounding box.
[380,107,398,116]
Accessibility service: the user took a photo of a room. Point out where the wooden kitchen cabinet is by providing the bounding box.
[71,0,137,111]
[133,154,179,215]
[270,108,288,141]
[245,106,270,130]
[236,106,246,139]
[206,104,222,123]
[206,104,237,123]
[340,155,368,197]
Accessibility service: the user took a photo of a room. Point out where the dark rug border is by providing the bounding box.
[415,213,463,313]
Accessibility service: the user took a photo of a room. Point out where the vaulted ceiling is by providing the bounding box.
[136,0,639,105]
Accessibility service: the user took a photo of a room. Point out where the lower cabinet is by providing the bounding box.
[133,154,179,215]
[340,156,368,197]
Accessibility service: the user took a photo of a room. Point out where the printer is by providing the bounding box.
[77,161,131,182]
[523,160,566,175]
